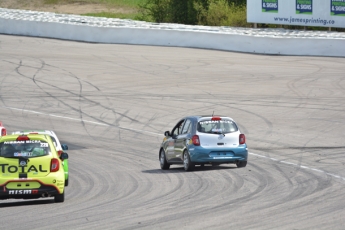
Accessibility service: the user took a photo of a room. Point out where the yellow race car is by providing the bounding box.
[0,133,68,203]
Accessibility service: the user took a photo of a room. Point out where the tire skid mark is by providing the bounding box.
[65,154,140,211]
[67,152,186,213]
[249,159,333,213]
[119,165,267,230]
[285,61,324,114]
[13,58,90,135]
[13,56,140,126]
[24,60,139,130]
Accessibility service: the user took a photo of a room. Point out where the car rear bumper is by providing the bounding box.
[188,145,248,163]
[0,178,64,200]
[0,185,60,199]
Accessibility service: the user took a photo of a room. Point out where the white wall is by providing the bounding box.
[1,8,345,57]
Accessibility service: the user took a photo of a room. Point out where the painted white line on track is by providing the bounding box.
[2,105,109,126]
[250,152,345,181]
[1,105,161,135]
[2,105,345,181]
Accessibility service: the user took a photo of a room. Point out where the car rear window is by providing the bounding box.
[197,119,238,134]
[0,140,51,158]
[50,136,58,148]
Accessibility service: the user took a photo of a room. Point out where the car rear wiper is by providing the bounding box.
[2,156,30,161]
[210,131,226,136]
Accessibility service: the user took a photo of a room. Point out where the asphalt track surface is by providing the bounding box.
[0,34,345,230]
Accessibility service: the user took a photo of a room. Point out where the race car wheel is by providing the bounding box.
[65,179,69,186]
[236,161,247,168]
[183,151,194,172]
[160,149,170,170]
[54,191,65,203]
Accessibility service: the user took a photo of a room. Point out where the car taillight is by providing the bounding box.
[1,128,6,136]
[57,150,63,157]
[192,135,200,146]
[51,158,60,172]
[17,135,29,141]
[239,134,246,145]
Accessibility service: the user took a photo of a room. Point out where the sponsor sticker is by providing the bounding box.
[199,120,232,125]
[8,189,38,195]
[0,164,48,173]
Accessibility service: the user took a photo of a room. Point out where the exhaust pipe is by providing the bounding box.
[42,193,49,197]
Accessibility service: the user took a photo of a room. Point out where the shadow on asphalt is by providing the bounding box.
[0,198,54,208]
[142,165,238,174]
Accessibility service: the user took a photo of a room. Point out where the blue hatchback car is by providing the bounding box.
[159,115,248,171]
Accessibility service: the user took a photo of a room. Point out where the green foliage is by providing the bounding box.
[137,0,171,22]
[226,0,246,6]
[137,0,200,24]
[170,0,197,25]
[138,0,249,26]
[200,0,249,27]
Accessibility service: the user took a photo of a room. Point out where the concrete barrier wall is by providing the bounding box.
[1,8,345,57]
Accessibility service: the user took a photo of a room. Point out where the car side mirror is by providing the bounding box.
[60,152,69,160]
[61,144,68,151]
[164,131,171,137]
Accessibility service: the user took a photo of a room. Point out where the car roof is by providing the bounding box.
[184,115,234,121]
[12,130,57,136]
[0,133,51,142]
[11,130,61,148]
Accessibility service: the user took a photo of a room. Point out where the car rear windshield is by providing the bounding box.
[197,119,238,134]
[0,140,51,158]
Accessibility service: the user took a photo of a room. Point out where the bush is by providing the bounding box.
[138,0,248,26]
[137,0,171,22]
[196,0,248,27]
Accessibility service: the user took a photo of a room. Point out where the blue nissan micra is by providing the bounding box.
[159,115,248,171]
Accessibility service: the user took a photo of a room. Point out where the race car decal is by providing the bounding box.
[4,140,42,144]
[0,164,48,173]
[8,189,38,195]
[199,120,233,124]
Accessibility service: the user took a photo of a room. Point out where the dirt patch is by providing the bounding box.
[0,0,136,15]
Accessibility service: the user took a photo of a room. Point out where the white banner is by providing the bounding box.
[247,0,345,28]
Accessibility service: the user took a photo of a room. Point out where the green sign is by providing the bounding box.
[331,0,345,16]
[296,0,313,14]
[262,0,278,13]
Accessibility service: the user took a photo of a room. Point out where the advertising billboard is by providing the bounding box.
[247,0,345,28]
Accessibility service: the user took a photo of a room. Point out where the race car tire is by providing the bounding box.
[236,161,247,168]
[65,179,69,186]
[54,191,65,203]
[183,151,194,172]
[160,149,170,170]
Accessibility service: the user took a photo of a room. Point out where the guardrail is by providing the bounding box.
[1,8,345,57]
